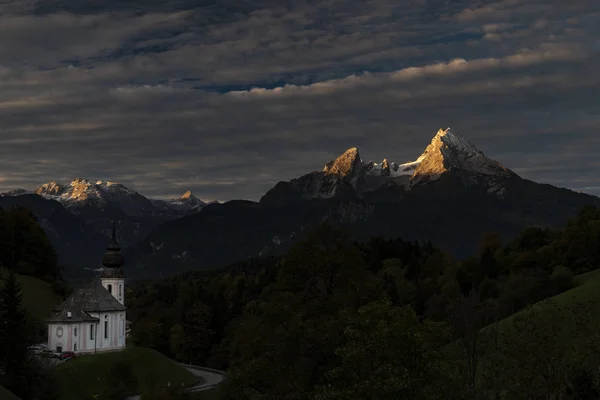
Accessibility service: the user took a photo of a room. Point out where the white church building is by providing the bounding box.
[46,224,128,354]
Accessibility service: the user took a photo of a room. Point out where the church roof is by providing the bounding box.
[47,280,126,323]
[66,280,126,312]
[46,308,99,323]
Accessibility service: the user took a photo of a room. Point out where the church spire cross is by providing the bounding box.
[111,221,117,242]
[101,221,124,271]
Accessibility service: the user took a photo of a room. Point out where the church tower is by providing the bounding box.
[101,222,125,305]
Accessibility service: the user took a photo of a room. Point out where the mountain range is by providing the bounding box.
[0,179,209,274]
[1,127,598,280]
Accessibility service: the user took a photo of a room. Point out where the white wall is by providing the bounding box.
[48,312,126,354]
[101,278,125,305]
[87,311,126,352]
[48,322,80,352]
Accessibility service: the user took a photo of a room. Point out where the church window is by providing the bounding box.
[74,327,77,337]
[74,343,77,351]
[57,345,62,353]
[90,324,94,340]
[104,315,109,339]
[119,284,123,301]
[56,326,63,338]
[107,284,112,294]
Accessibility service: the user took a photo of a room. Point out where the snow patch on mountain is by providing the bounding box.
[33,178,143,207]
[262,126,519,204]
[150,189,207,214]
[410,127,514,185]
[0,189,32,197]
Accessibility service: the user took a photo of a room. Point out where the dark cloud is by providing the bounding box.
[0,0,599,201]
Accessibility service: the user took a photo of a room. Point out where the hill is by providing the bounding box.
[0,196,108,279]
[0,269,62,321]
[0,385,20,400]
[53,346,202,400]
[498,267,600,326]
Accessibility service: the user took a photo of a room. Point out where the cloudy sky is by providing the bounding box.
[0,0,598,202]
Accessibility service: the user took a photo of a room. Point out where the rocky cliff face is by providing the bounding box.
[410,128,515,185]
[123,127,600,279]
[261,127,516,205]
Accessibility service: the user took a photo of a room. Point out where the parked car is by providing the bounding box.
[39,349,59,358]
[27,343,48,355]
[58,351,76,360]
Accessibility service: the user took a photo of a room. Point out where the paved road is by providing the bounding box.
[184,365,226,392]
[127,365,225,399]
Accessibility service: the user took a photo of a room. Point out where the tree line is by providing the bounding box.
[0,205,65,399]
[0,270,57,399]
[0,206,60,282]
[2,201,600,398]
[127,205,600,399]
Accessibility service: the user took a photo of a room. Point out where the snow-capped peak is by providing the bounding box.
[410,127,513,183]
[0,188,31,197]
[33,178,144,207]
[432,127,483,156]
[295,127,516,201]
[164,190,206,208]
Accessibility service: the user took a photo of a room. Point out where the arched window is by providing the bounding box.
[104,315,109,339]
[118,284,123,301]
[107,284,112,294]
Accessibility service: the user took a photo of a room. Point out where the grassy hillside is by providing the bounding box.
[472,268,600,396]
[0,385,20,400]
[553,268,600,305]
[497,268,600,327]
[53,346,203,400]
[0,269,62,321]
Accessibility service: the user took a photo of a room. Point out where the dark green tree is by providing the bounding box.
[0,269,29,398]
[313,299,462,400]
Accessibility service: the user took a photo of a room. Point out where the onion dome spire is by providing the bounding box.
[102,221,124,272]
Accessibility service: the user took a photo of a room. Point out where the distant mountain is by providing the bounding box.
[150,190,207,215]
[125,127,600,279]
[33,178,157,217]
[1,179,210,247]
[0,194,108,278]
[261,128,516,204]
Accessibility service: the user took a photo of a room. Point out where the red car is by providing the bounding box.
[58,351,76,360]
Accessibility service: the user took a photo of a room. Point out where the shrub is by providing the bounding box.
[551,265,574,293]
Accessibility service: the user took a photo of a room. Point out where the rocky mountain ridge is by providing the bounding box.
[261,127,515,205]
[1,178,210,248]
[124,127,600,279]
[2,127,599,280]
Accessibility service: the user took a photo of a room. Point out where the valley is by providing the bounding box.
[3,128,597,280]
[1,142,600,398]
[2,0,598,397]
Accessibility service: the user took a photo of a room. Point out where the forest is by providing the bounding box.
[2,203,600,398]
[0,206,61,399]
[127,205,600,399]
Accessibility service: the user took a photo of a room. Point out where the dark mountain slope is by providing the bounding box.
[125,128,600,279]
[0,195,108,278]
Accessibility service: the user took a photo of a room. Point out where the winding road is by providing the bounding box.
[127,364,226,399]
[181,364,226,392]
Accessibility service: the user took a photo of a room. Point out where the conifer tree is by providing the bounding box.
[0,269,29,395]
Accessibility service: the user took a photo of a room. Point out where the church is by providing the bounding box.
[46,224,128,354]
